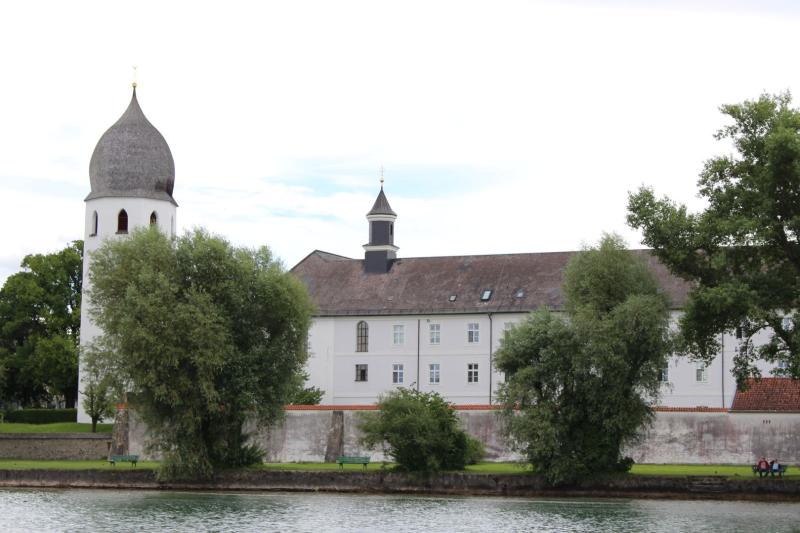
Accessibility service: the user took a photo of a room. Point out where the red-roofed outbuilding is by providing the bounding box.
[731,378,800,412]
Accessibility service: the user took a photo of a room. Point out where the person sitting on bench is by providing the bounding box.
[772,459,781,477]
[757,457,770,478]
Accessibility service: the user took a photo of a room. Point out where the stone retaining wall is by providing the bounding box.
[127,408,800,465]
[0,433,111,460]
[627,411,800,464]
[0,469,797,500]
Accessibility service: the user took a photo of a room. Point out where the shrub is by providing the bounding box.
[359,389,483,471]
[464,435,486,465]
[4,408,77,424]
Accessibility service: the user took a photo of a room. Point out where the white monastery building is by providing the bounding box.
[76,87,786,420]
[77,86,177,422]
[292,187,785,409]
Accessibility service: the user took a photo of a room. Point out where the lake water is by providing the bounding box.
[1,489,798,532]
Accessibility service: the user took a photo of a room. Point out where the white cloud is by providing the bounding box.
[0,0,798,284]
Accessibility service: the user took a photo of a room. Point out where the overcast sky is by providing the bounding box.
[1,0,799,285]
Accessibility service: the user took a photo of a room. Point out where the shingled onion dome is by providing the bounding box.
[86,87,177,205]
[367,186,396,217]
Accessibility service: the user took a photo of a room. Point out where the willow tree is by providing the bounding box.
[86,228,312,480]
[495,235,671,486]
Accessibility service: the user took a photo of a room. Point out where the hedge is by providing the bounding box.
[3,409,77,424]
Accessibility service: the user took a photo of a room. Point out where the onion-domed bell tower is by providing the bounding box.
[363,175,398,274]
[77,83,178,422]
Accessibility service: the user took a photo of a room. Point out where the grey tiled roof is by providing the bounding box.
[86,88,177,205]
[291,249,691,316]
[367,187,396,216]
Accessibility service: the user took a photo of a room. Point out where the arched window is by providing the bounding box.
[90,211,98,236]
[356,321,368,352]
[117,209,128,234]
[150,211,158,226]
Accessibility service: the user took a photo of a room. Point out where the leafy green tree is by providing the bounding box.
[360,388,483,471]
[86,227,312,480]
[494,235,671,486]
[80,368,115,433]
[628,92,800,386]
[286,371,324,405]
[0,241,82,407]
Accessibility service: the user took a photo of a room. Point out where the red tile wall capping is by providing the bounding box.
[283,404,500,411]
[284,404,728,412]
[731,377,800,412]
[652,406,728,413]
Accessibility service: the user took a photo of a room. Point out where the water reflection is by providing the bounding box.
[0,489,797,532]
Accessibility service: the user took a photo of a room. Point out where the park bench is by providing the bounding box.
[336,456,370,470]
[751,464,788,477]
[109,454,139,467]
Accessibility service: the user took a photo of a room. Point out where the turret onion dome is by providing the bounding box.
[86,87,177,205]
[367,186,396,216]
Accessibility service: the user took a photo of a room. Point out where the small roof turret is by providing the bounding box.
[367,186,396,217]
[86,87,177,205]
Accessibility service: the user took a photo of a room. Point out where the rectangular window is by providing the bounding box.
[695,364,708,383]
[468,323,480,343]
[429,363,440,384]
[659,366,669,383]
[778,360,789,370]
[392,364,404,384]
[393,325,405,345]
[355,364,368,382]
[468,363,479,383]
[429,323,440,344]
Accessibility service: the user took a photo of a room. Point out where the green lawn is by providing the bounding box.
[0,460,793,479]
[253,462,794,478]
[465,462,532,474]
[0,422,113,433]
[630,463,797,478]
[0,459,157,470]
[253,461,388,471]
[253,462,533,473]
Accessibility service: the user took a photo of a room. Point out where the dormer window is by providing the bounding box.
[515,289,525,298]
[480,289,492,301]
[117,209,128,234]
[449,294,457,302]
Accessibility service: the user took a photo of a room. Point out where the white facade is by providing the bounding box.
[307,313,524,405]
[658,316,781,408]
[305,311,786,409]
[76,197,176,422]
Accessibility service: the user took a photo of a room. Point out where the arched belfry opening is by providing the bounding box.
[91,211,98,236]
[117,209,128,234]
[150,211,158,226]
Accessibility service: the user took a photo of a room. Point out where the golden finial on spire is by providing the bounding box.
[380,165,385,186]
[132,65,138,89]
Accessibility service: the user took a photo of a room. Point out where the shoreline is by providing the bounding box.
[0,469,798,501]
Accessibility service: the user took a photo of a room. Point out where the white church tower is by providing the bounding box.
[77,84,177,422]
